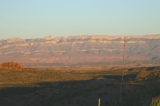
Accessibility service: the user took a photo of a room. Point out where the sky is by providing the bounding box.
[0,0,160,39]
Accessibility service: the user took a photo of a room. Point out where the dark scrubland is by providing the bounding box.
[0,62,160,106]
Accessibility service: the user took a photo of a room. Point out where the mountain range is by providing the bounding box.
[0,35,160,67]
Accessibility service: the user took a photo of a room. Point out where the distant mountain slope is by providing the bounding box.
[0,35,160,66]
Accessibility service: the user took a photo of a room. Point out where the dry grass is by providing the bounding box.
[0,65,132,87]
[0,70,92,86]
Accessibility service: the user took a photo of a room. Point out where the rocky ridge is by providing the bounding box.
[0,35,160,67]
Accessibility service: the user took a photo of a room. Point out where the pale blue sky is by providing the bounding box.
[0,0,160,39]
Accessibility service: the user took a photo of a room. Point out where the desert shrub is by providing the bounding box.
[0,62,23,71]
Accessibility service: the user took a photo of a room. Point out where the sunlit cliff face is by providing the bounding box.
[0,35,160,66]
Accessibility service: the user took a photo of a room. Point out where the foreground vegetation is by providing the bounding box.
[0,62,160,106]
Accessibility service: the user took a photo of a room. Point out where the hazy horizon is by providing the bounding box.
[0,0,160,39]
[1,34,160,40]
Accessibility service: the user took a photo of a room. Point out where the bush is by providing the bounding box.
[0,62,23,71]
